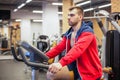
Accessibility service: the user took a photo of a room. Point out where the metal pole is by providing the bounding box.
[31,69,39,80]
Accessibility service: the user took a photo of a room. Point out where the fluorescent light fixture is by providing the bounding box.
[18,3,26,9]
[52,2,63,6]
[33,10,43,13]
[57,12,63,15]
[84,3,111,12]
[13,9,18,12]
[98,3,111,8]
[76,1,91,6]
[13,0,32,12]
[15,19,21,22]
[84,8,94,12]
[0,19,2,22]
[33,19,43,22]
[84,16,106,19]
[26,0,32,3]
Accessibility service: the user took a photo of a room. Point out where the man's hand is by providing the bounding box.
[48,62,62,74]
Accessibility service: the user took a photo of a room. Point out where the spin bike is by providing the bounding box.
[11,41,73,80]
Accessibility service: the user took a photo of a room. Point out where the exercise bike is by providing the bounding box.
[11,41,74,80]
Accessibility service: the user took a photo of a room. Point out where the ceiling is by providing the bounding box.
[0,0,111,11]
[0,0,111,26]
[0,0,62,26]
[75,0,111,17]
[79,0,110,9]
[0,0,62,11]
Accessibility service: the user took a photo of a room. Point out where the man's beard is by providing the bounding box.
[68,21,77,27]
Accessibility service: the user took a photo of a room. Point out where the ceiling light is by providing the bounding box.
[32,10,43,13]
[84,3,111,12]
[18,3,26,9]
[15,19,21,22]
[57,12,63,15]
[76,1,91,6]
[98,3,111,8]
[32,19,43,22]
[0,19,2,22]
[13,9,18,12]
[52,2,63,6]
[26,0,32,3]
[84,8,94,12]
[13,0,32,12]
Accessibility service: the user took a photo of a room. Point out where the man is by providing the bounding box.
[45,6,102,80]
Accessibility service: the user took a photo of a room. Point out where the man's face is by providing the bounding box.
[68,9,82,27]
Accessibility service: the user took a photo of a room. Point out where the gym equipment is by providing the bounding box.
[106,30,120,80]
[1,38,8,48]
[95,10,120,34]
[11,45,23,61]
[11,41,74,80]
[95,9,120,80]
[0,36,11,54]
[11,41,49,80]
[36,35,50,52]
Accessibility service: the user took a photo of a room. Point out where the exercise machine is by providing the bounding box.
[0,35,11,55]
[36,35,50,52]
[95,9,120,80]
[11,41,74,80]
[11,41,49,80]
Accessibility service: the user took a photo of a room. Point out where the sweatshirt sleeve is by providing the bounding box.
[45,37,66,58]
[59,32,94,67]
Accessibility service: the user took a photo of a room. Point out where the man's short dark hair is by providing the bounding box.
[69,6,84,16]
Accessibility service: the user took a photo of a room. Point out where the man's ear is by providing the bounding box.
[79,15,83,20]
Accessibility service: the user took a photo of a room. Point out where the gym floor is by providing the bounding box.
[0,54,47,80]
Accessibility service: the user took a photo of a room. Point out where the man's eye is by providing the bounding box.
[68,14,75,17]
